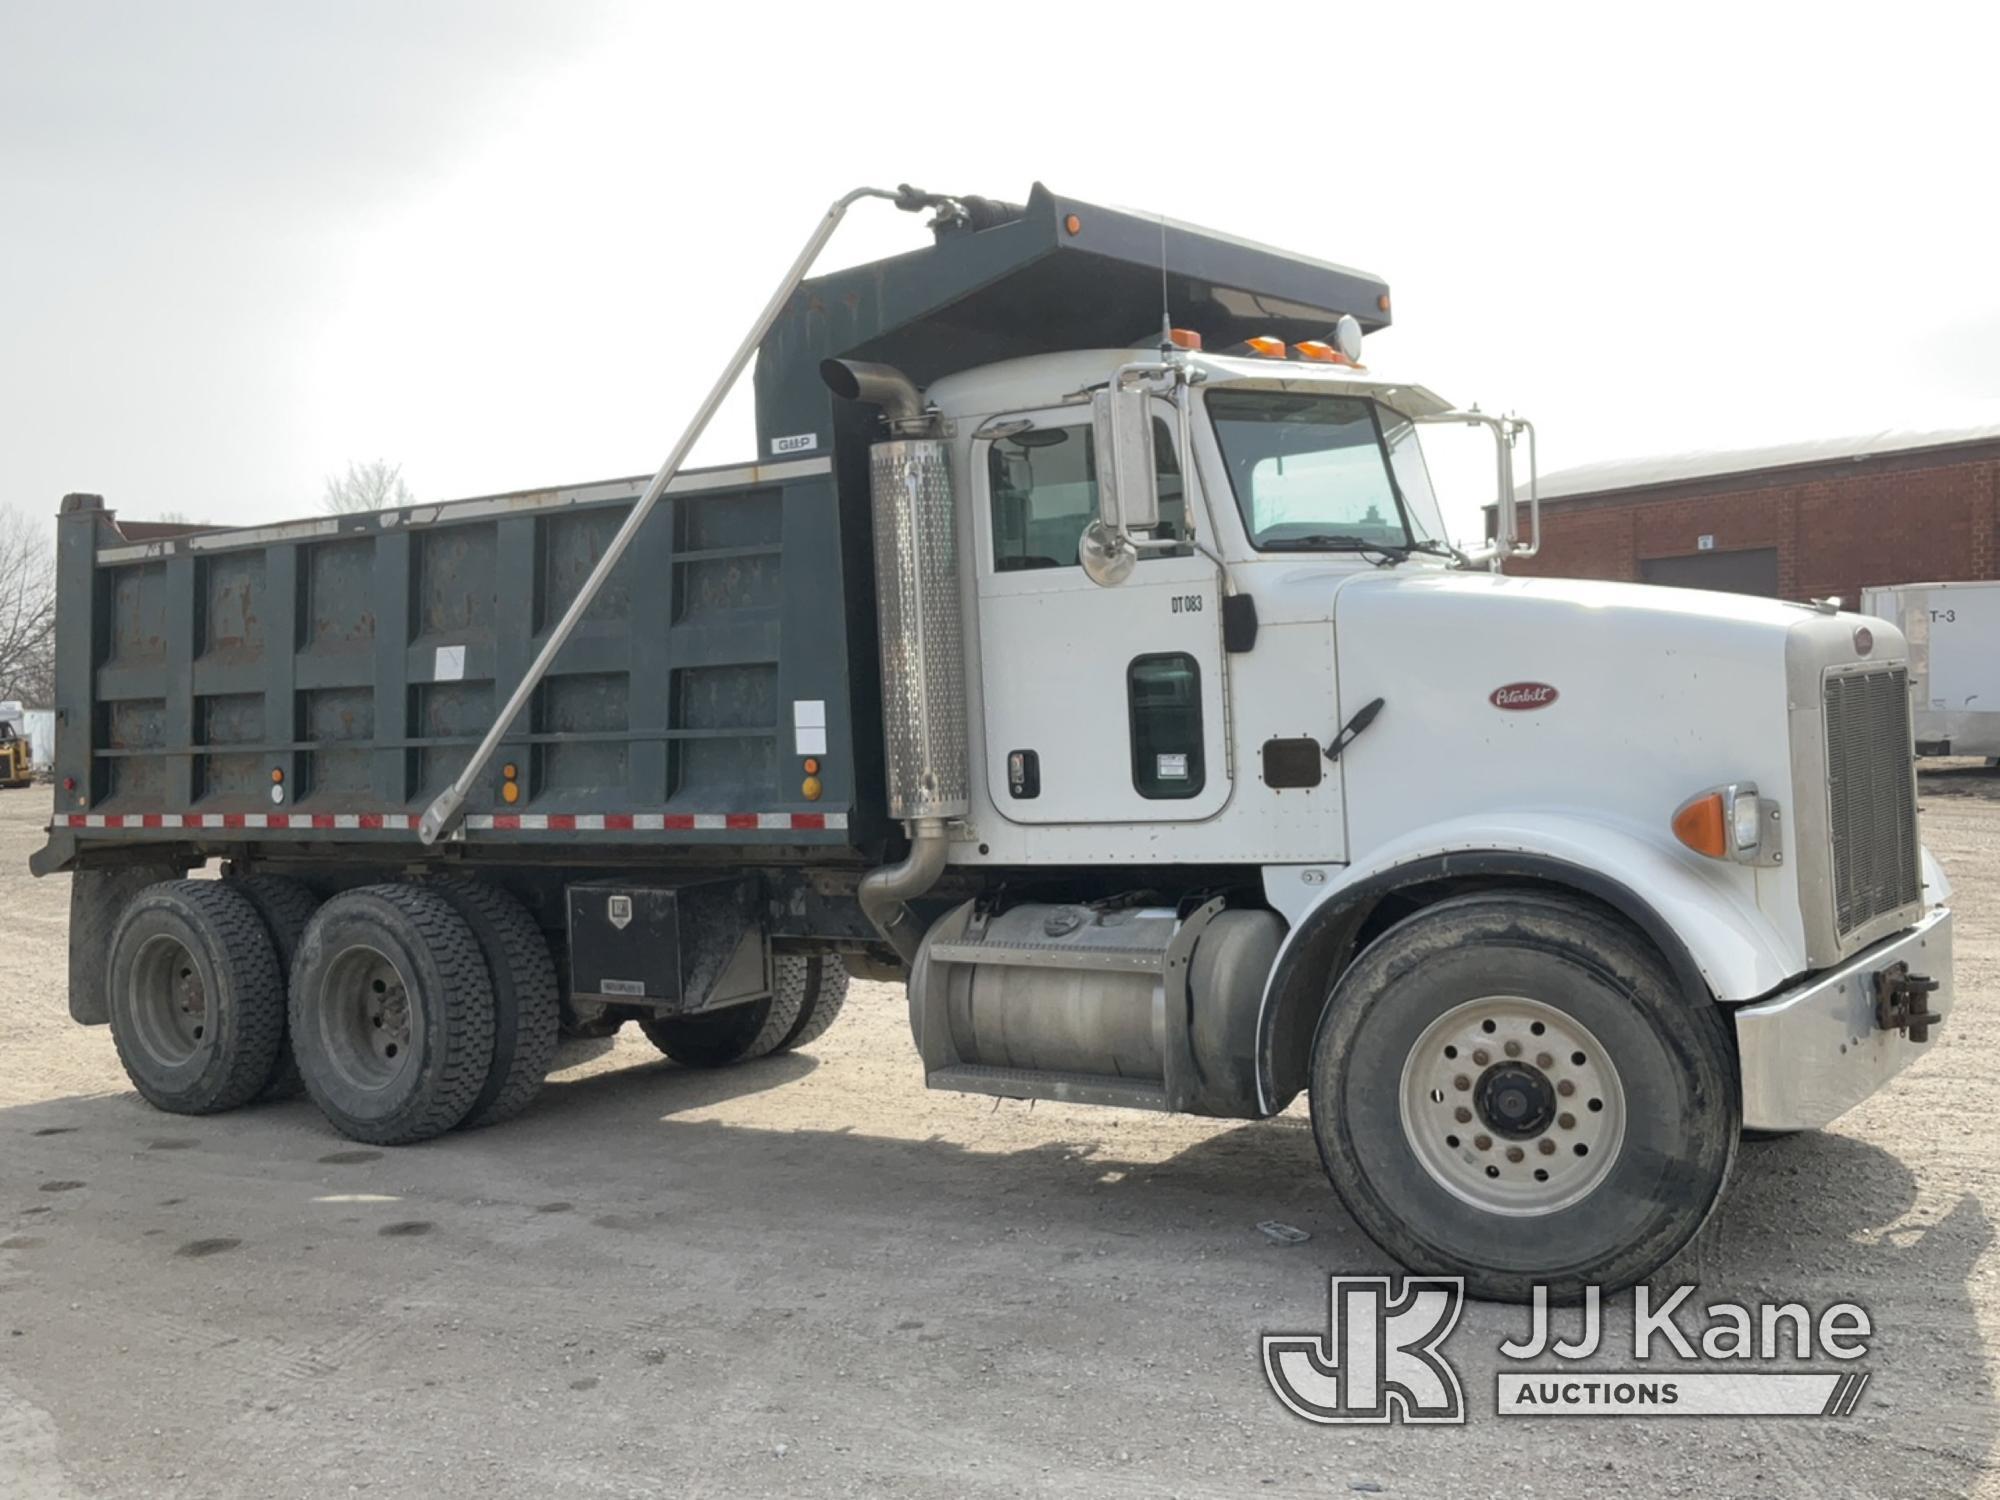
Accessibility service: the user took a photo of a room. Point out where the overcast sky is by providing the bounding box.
[4,2,1997,546]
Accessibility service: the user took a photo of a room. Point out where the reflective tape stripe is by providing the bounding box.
[63,809,845,832]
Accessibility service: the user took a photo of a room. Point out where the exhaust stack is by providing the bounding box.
[823,359,967,961]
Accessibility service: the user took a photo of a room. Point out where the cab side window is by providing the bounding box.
[988,419,1189,573]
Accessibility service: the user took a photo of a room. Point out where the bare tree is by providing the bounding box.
[323,459,415,515]
[0,510,56,705]
[152,509,206,527]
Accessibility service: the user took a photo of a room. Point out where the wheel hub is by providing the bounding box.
[320,945,420,1090]
[1398,995,1627,1217]
[1475,1061,1556,1139]
[128,934,210,1066]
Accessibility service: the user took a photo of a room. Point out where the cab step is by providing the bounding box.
[925,1063,1170,1112]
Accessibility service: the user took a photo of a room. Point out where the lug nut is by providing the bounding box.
[1503,1040,1521,1058]
[1454,1106,1472,1124]
[1538,1138,1557,1156]
[1536,1052,1554,1069]
[1454,1075,1471,1092]
[1472,1049,1490,1066]
[1505,1146,1524,1163]
[1474,1134,1492,1151]
[1556,1079,1576,1097]
[1558,1112,1576,1130]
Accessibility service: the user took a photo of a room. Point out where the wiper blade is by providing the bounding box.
[1259,533,1409,557]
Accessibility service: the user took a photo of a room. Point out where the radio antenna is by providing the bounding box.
[1158,211,1172,349]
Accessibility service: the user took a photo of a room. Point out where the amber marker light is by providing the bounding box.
[1671,792,1728,859]
[1064,213,1082,236]
[1294,340,1352,365]
[1244,336,1287,359]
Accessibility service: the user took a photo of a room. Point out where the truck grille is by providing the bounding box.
[1824,666,1920,936]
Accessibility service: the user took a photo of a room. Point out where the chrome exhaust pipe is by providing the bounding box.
[825,354,961,965]
[858,816,950,964]
[820,359,927,432]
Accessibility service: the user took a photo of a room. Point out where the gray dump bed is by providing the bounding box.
[42,457,877,864]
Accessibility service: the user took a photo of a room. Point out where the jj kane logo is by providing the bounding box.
[1265,1278,1873,1424]
[1263,1277,1467,1424]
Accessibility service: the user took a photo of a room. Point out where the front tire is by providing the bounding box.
[1310,891,1738,1303]
[290,885,496,1145]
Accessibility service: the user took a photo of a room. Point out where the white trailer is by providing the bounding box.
[1862,580,2000,760]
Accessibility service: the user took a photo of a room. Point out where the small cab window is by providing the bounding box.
[988,419,1187,573]
[1127,653,1204,798]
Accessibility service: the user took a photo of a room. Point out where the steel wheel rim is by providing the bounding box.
[318,943,419,1092]
[127,933,211,1067]
[1397,995,1626,1217]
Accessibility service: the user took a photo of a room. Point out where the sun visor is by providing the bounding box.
[754,183,1391,453]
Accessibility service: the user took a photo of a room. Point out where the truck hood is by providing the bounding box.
[1327,567,1849,646]
[1320,568,1898,932]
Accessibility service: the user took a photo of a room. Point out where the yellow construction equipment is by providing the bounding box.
[0,725,31,788]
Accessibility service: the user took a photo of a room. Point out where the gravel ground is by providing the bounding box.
[2,772,1996,1499]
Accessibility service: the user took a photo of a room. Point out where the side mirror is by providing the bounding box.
[1091,384,1159,533]
[1415,409,1540,567]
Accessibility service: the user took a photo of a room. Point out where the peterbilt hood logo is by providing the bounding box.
[1490,683,1559,711]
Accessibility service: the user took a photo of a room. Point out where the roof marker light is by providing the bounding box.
[1244,336,1287,359]
[1166,327,1202,351]
[1293,340,1350,365]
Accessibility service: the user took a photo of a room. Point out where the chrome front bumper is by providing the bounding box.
[1734,907,1954,1131]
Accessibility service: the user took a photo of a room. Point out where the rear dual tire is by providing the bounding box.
[640,953,848,1067]
[419,879,561,1130]
[229,874,321,1102]
[288,885,496,1145]
[110,877,565,1143]
[107,881,287,1115]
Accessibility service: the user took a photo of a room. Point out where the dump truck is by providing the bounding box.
[35,183,1952,1300]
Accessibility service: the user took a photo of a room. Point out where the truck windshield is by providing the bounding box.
[1208,389,1448,554]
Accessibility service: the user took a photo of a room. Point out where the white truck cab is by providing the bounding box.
[867,319,1951,1300]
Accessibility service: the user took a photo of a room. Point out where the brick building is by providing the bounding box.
[1503,424,2000,604]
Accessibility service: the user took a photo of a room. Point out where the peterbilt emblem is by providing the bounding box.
[1490,683,1559,711]
[1853,626,1874,657]
[607,894,632,930]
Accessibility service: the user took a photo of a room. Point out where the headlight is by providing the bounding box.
[1731,788,1763,853]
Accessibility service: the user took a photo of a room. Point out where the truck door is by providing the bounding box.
[974,402,1229,825]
